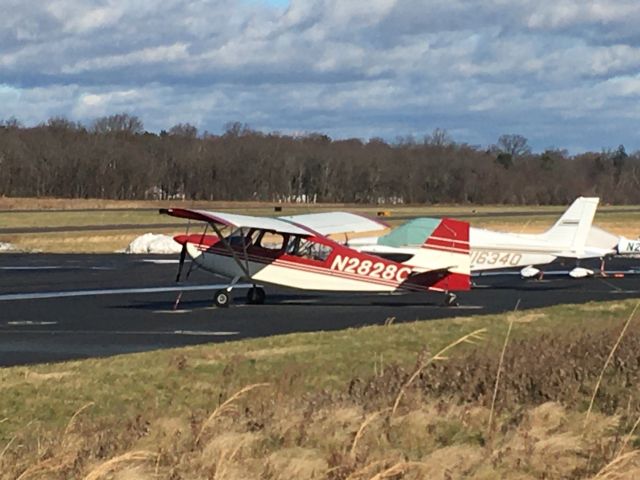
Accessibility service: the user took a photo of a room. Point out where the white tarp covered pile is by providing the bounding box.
[125,233,182,254]
[0,242,15,252]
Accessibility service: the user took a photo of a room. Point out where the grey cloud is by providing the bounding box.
[2,0,640,153]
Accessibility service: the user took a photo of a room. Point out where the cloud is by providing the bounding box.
[1,0,640,153]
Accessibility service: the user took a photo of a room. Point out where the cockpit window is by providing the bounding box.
[226,228,247,247]
[287,235,332,261]
[257,231,286,251]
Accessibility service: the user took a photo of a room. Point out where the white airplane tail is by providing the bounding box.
[539,197,599,254]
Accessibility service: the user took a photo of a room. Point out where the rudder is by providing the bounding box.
[542,197,599,253]
[418,218,470,291]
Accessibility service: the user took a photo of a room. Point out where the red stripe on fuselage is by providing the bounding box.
[190,242,461,292]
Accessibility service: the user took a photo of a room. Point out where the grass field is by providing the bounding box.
[1,197,638,252]
[2,299,640,479]
[2,197,640,478]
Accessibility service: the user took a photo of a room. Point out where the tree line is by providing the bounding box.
[1,114,639,204]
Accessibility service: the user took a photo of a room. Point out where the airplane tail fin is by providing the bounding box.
[541,197,599,253]
[409,218,471,291]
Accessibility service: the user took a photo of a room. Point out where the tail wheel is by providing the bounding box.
[247,287,266,305]
[444,292,458,307]
[214,289,231,308]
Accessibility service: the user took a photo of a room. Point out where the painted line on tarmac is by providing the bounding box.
[279,299,320,304]
[139,259,184,264]
[6,321,58,326]
[0,266,114,271]
[0,284,253,302]
[173,330,239,336]
[153,309,194,314]
[0,329,239,336]
[402,305,483,310]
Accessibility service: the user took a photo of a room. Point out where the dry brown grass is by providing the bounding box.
[3,371,638,479]
[63,402,95,438]
[4,302,640,479]
[391,328,487,415]
[488,300,520,436]
[592,451,640,479]
[0,196,315,210]
[4,229,183,253]
[2,196,638,252]
[195,383,270,444]
[350,408,391,460]
[83,450,157,480]
[14,454,78,480]
[585,302,640,426]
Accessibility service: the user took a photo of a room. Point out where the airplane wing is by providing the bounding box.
[280,212,389,235]
[160,208,311,235]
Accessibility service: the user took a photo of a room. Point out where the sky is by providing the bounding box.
[1,0,640,153]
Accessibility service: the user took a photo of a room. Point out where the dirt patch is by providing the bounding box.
[578,302,629,312]
[246,345,319,359]
[511,312,547,323]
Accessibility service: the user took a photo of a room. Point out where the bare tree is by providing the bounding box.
[92,113,144,135]
[1,117,639,204]
[0,117,23,128]
[169,123,198,138]
[46,116,83,131]
[223,121,253,137]
[424,128,453,147]
[497,134,531,157]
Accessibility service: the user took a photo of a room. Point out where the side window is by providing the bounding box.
[228,228,259,248]
[286,235,301,255]
[288,236,333,262]
[227,228,247,247]
[246,229,262,246]
[258,232,286,251]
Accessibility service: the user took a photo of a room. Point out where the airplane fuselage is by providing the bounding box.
[187,241,410,292]
[181,233,466,293]
[469,228,564,271]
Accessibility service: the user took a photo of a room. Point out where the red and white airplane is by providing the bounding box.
[160,209,470,307]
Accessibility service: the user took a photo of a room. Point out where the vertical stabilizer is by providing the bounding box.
[411,218,471,291]
[541,197,599,253]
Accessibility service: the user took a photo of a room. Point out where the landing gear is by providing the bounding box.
[600,257,608,277]
[214,284,266,308]
[246,286,266,305]
[443,292,458,307]
[214,289,231,308]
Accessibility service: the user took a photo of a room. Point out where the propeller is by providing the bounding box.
[176,243,187,283]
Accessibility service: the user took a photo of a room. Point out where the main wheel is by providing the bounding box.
[214,289,231,308]
[246,286,266,305]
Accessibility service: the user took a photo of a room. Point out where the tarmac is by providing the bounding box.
[0,253,639,366]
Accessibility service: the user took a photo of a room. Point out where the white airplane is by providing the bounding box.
[584,225,640,258]
[471,196,600,278]
[348,197,620,279]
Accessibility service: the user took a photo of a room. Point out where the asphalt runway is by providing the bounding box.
[1,253,639,367]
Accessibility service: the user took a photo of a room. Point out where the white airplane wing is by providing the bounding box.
[280,212,389,235]
[160,208,311,235]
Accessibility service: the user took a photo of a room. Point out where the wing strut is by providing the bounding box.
[208,222,253,281]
